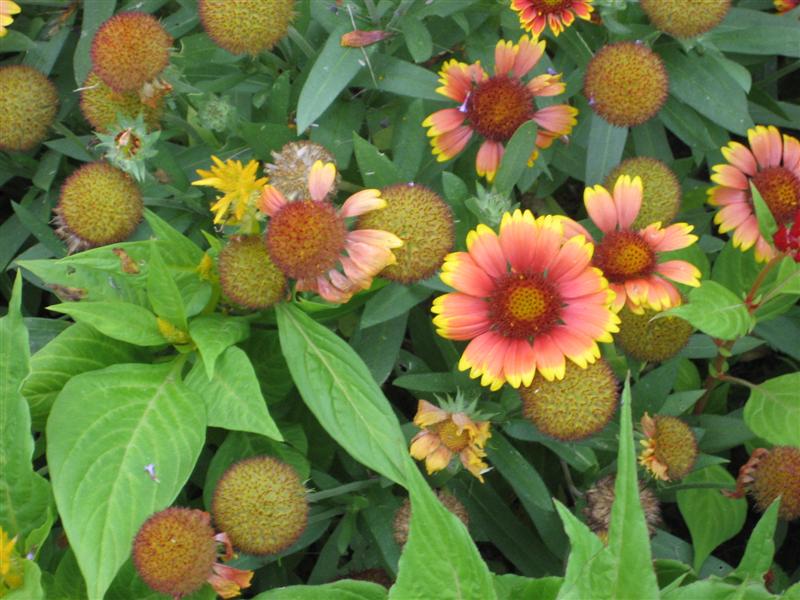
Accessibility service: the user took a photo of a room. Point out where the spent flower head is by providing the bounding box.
[95,114,160,182]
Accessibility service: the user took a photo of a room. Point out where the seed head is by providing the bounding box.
[0,65,58,152]
[584,475,662,538]
[393,489,469,547]
[265,141,338,201]
[199,0,295,55]
[641,0,730,38]
[606,157,681,229]
[80,71,162,132]
[639,413,697,481]
[616,305,693,363]
[748,446,800,521]
[218,236,286,310]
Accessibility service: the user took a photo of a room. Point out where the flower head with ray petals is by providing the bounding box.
[583,175,701,313]
[423,35,578,183]
[708,125,800,262]
[432,210,619,390]
[260,161,402,304]
[0,1,21,37]
[775,0,799,13]
[193,156,268,227]
[409,396,491,482]
[511,0,593,37]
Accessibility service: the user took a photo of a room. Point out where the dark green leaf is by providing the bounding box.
[585,114,627,185]
[361,283,431,328]
[353,133,403,189]
[731,499,779,583]
[494,121,538,198]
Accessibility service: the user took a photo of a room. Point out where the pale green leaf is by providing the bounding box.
[743,372,800,447]
[665,281,754,340]
[47,302,165,346]
[146,244,188,330]
[353,133,403,189]
[188,314,249,379]
[252,580,387,600]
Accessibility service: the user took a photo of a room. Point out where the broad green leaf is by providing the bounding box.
[146,244,187,330]
[731,499,779,583]
[393,99,427,181]
[665,281,754,340]
[712,241,761,297]
[47,362,206,599]
[0,273,53,542]
[708,8,800,58]
[47,302,165,346]
[750,183,778,243]
[21,322,147,429]
[353,133,403,189]
[659,98,716,151]
[661,577,774,600]
[493,574,562,600]
[351,313,408,385]
[185,346,282,441]
[252,580,387,600]
[276,303,409,484]
[584,114,627,185]
[676,465,747,571]
[391,372,457,393]
[296,24,365,133]
[743,372,800,447]
[361,283,431,328]
[188,314,249,379]
[401,17,433,63]
[311,99,365,169]
[554,499,608,599]
[240,328,294,404]
[494,121,538,198]
[350,54,441,101]
[143,210,204,267]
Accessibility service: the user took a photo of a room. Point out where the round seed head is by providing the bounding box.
[266,141,338,201]
[606,157,681,229]
[218,236,286,310]
[641,0,730,38]
[80,71,162,132]
[0,65,58,152]
[584,475,662,538]
[393,489,469,547]
[199,0,295,55]
[616,305,693,363]
[641,414,698,481]
[749,446,800,521]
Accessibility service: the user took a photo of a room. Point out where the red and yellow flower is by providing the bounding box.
[409,399,491,482]
[583,175,701,313]
[260,161,402,304]
[0,1,20,37]
[708,125,800,262]
[775,0,799,14]
[510,0,593,37]
[432,210,619,390]
[423,35,577,183]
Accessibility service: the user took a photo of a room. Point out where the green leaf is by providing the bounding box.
[21,322,147,430]
[146,244,188,330]
[554,499,607,599]
[296,24,365,133]
[665,281,754,340]
[353,132,403,189]
[185,346,282,441]
[276,303,409,484]
[731,499,780,583]
[252,580,388,600]
[743,372,800,447]
[47,302,165,346]
[393,99,428,181]
[676,465,747,572]
[6,559,45,600]
[494,121,538,198]
[493,574,562,600]
[659,98,716,151]
[350,54,441,101]
[188,314,249,379]
[750,183,778,243]
[708,8,800,58]
[584,114,628,185]
[351,313,408,385]
[361,283,431,328]
[47,362,206,599]
[661,578,774,600]
[401,18,433,63]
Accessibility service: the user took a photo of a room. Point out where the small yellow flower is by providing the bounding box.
[192,156,268,226]
[0,1,21,38]
[409,399,491,482]
[0,527,24,593]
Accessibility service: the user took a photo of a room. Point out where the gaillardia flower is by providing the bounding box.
[193,156,268,227]
[0,1,20,37]
[133,507,253,599]
[433,210,619,390]
[584,175,701,313]
[708,125,800,262]
[423,35,577,182]
[261,161,402,303]
[510,0,593,37]
[735,447,800,521]
[775,0,799,14]
[639,413,697,481]
[640,0,730,38]
[409,398,491,482]
[393,490,469,546]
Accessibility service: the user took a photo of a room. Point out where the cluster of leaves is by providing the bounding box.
[1,1,800,599]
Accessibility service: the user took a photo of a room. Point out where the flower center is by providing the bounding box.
[267,200,347,280]
[432,420,470,452]
[489,273,562,339]
[593,231,656,283]
[466,76,535,142]
[752,166,800,224]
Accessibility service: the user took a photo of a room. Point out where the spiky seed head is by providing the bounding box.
[584,42,669,128]
[199,0,295,55]
[519,359,618,442]
[212,456,308,555]
[640,0,730,38]
[749,446,800,521]
[584,475,662,538]
[0,65,58,152]
[606,157,682,229]
[641,414,698,481]
[393,489,469,547]
[132,507,217,598]
[54,162,143,254]
[91,12,172,92]
[265,141,338,201]
[80,71,162,132]
[218,236,286,310]
[616,305,693,363]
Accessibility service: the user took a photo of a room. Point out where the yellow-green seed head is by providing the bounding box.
[642,414,698,481]
[606,157,682,229]
[749,446,800,521]
[584,42,669,128]
[356,183,454,283]
[616,305,693,363]
[393,489,469,547]
[212,456,308,555]
[641,0,730,38]
[199,0,295,55]
[54,162,143,254]
[0,65,58,152]
[80,71,162,132]
[584,475,661,538]
[132,507,217,598]
[218,236,286,310]
[519,359,618,442]
[265,141,338,201]
[91,12,172,93]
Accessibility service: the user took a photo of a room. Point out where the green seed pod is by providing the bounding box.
[218,236,286,310]
[616,305,694,363]
[0,65,58,152]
